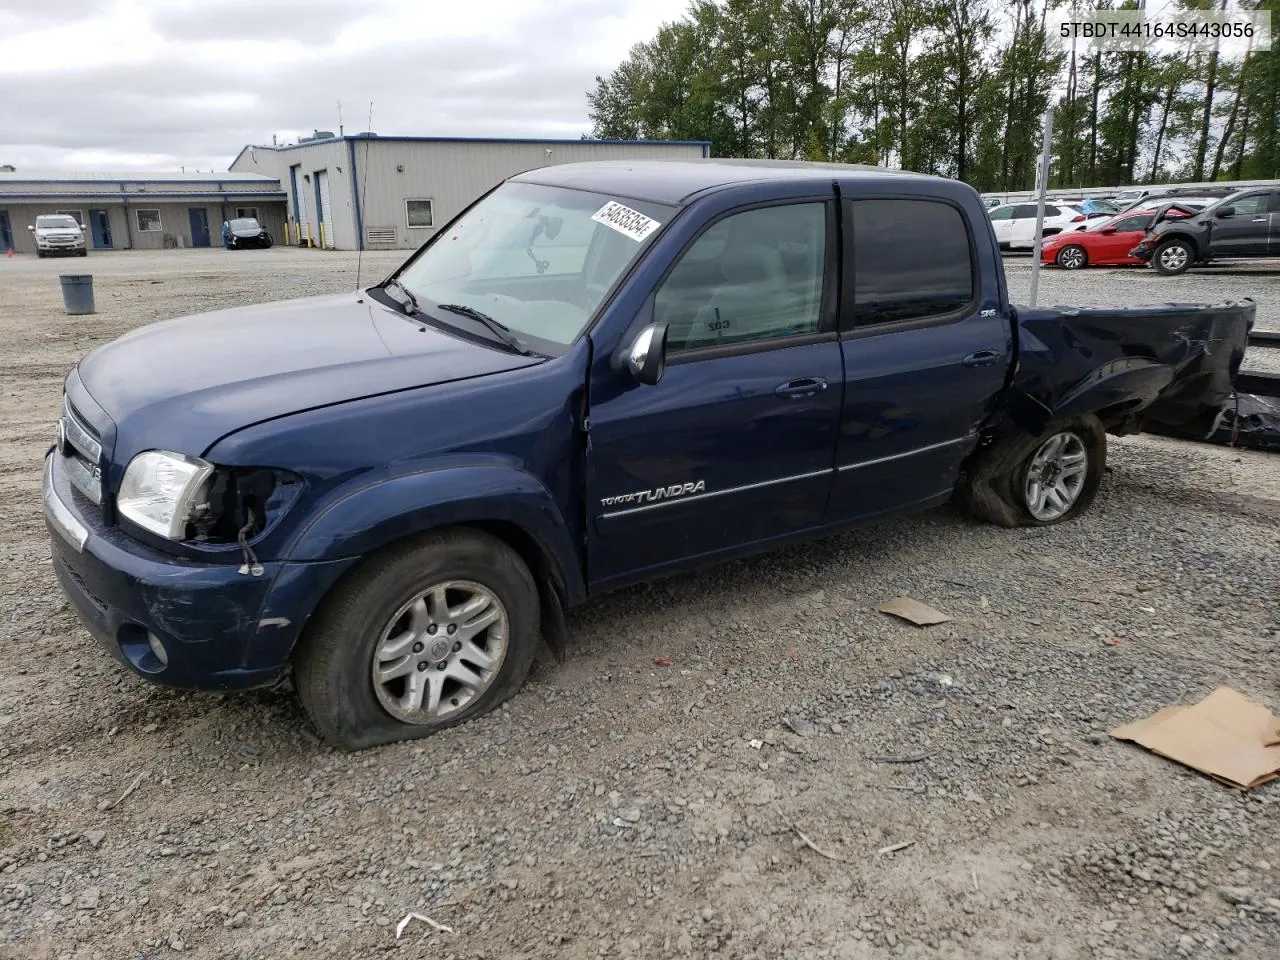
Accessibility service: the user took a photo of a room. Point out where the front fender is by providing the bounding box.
[284,465,585,605]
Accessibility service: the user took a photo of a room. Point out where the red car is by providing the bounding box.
[1041,202,1203,269]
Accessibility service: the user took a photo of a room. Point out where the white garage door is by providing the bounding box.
[316,169,334,248]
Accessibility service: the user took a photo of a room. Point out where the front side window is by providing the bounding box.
[988,206,1013,221]
[1223,193,1269,216]
[656,202,826,354]
[136,209,162,232]
[849,198,974,326]
[395,181,673,349]
[406,199,434,229]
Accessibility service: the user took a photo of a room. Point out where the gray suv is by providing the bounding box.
[1130,188,1280,275]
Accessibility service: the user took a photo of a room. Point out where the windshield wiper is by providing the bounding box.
[436,303,536,356]
[383,278,421,316]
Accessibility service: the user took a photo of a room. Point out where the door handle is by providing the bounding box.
[775,377,828,399]
[1252,217,1269,222]
[962,350,1001,368]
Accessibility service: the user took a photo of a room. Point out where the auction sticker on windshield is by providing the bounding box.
[591,202,661,242]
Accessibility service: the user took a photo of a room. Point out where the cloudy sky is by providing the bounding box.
[0,0,689,173]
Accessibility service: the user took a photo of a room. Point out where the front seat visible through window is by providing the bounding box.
[657,202,825,353]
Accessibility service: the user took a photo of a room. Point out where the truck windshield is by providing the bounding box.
[393,181,674,348]
[37,216,79,229]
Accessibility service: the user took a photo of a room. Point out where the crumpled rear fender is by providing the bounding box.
[1004,299,1255,435]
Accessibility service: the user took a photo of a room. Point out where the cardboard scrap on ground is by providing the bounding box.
[877,597,952,627]
[1111,686,1280,790]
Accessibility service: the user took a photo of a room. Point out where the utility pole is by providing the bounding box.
[1028,103,1055,307]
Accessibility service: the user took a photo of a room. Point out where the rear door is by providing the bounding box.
[1208,192,1273,257]
[1009,204,1041,247]
[826,194,1010,523]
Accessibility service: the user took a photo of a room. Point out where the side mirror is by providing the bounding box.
[1216,206,1235,219]
[625,322,668,385]
[28,225,34,231]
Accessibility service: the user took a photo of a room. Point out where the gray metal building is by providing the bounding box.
[229,134,711,251]
[0,171,287,255]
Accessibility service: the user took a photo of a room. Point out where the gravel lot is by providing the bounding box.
[2,249,1278,960]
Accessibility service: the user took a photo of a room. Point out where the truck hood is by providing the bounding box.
[75,291,543,460]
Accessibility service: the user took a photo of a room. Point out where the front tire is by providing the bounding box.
[958,416,1106,528]
[1153,239,1193,276]
[1056,245,1087,270]
[294,528,540,750]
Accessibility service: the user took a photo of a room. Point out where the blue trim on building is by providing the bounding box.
[0,177,278,186]
[236,135,713,157]
[347,138,365,252]
[0,191,286,200]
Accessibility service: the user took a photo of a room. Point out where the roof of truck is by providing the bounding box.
[511,159,939,206]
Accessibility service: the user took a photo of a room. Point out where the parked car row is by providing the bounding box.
[1031,186,1280,275]
[1039,199,1213,269]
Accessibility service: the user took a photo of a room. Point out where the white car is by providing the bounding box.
[987,202,1087,250]
[30,214,87,258]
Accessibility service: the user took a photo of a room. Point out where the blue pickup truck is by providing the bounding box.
[43,160,1253,749]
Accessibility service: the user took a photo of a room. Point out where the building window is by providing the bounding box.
[235,207,259,220]
[56,209,85,225]
[136,208,162,232]
[405,199,434,229]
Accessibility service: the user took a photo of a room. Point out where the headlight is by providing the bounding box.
[117,450,214,540]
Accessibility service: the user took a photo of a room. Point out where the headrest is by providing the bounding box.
[719,243,787,286]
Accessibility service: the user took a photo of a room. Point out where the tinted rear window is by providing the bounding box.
[849,199,975,326]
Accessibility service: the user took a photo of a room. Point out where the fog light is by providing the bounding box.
[147,632,169,667]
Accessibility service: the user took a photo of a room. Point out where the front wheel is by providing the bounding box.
[1056,245,1087,270]
[294,528,540,750]
[1153,239,1193,276]
[958,416,1106,528]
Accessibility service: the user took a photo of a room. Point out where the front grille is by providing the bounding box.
[59,397,103,505]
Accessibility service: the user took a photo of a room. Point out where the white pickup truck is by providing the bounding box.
[31,214,88,257]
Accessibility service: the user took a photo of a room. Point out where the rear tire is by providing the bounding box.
[294,528,540,750]
[1056,245,1087,270]
[1153,239,1194,276]
[958,416,1106,528]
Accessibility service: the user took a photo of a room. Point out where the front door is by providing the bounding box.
[828,195,1010,522]
[188,208,211,247]
[1093,211,1154,263]
[0,211,11,252]
[586,199,843,587]
[89,209,112,248]
[1208,192,1273,257]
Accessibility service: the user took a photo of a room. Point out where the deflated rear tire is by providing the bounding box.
[293,527,539,750]
[957,416,1106,528]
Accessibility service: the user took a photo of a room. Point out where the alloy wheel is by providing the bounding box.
[371,580,509,724]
